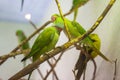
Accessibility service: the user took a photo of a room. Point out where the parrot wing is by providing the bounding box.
[72,21,86,34]
[21,27,56,61]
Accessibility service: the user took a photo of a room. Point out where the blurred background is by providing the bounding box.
[0,0,120,80]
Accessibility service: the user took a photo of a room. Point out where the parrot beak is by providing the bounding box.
[51,16,56,22]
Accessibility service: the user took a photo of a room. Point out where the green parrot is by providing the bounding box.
[74,33,101,80]
[21,26,63,62]
[16,30,30,67]
[51,14,110,62]
[70,0,90,21]
[16,30,30,51]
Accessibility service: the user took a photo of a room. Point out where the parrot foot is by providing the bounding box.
[74,43,81,50]
[55,46,63,49]
[44,52,51,58]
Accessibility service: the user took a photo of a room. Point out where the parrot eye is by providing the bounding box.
[51,16,56,22]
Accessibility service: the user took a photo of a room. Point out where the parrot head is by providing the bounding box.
[16,30,24,37]
[16,30,26,44]
[51,14,59,21]
[51,14,64,29]
[89,34,101,49]
[89,34,100,42]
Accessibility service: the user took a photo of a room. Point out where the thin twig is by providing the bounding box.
[43,52,64,80]
[21,0,24,11]
[46,60,59,80]
[83,64,87,80]
[113,59,117,80]
[51,59,55,80]
[55,0,72,40]
[36,68,44,80]
[29,20,38,30]
[91,58,97,80]
[72,70,76,80]
[64,0,90,16]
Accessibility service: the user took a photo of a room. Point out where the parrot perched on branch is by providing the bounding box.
[74,33,101,80]
[16,30,30,67]
[21,26,63,80]
[21,26,63,62]
[70,0,90,21]
[51,14,110,62]
[51,14,110,79]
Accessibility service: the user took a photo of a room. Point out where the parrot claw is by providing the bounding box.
[56,46,62,49]
[44,52,51,58]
